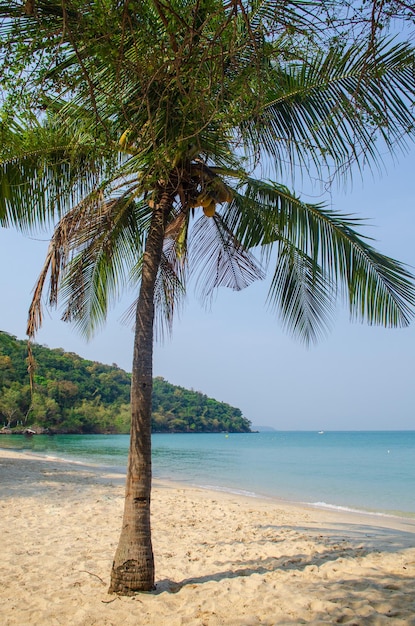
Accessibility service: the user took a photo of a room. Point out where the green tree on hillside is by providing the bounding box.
[0,331,250,433]
[0,384,26,427]
[1,1,415,594]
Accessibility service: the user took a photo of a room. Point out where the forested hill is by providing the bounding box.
[0,331,251,434]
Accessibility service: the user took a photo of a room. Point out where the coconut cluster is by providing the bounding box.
[190,178,233,217]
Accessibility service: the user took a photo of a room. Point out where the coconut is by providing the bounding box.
[203,201,216,217]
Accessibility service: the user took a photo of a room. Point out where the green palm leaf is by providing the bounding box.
[268,243,335,344]
[0,116,117,229]
[225,177,415,339]
[243,39,415,177]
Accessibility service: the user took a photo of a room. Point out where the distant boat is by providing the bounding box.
[318,430,324,435]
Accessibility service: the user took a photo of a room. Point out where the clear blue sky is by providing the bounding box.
[1,153,414,430]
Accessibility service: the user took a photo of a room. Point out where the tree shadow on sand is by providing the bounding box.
[154,523,415,623]
[0,455,125,499]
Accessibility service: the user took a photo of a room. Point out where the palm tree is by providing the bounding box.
[1,1,415,594]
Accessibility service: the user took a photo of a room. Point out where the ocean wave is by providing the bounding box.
[308,501,405,519]
[197,483,260,499]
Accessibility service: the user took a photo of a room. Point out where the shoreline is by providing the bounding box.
[1,448,415,625]
[2,440,415,524]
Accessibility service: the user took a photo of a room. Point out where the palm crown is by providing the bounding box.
[1,6,415,341]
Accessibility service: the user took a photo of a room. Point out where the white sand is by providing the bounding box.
[1,447,414,625]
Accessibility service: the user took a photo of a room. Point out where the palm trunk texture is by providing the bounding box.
[109,194,171,594]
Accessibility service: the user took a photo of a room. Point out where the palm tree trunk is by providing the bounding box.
[109,193,171,595]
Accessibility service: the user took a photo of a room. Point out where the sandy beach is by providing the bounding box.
[1,448,414,625]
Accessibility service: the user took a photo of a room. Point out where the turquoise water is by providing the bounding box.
[1,431,414,517]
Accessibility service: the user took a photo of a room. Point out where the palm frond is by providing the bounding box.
[27,190,149,339]
[243,39,415,177]
[153,238,187,342]
[0,116,117,229]
[268,243,335,344]
[189,210,265,304]
[120,212,189,342]
[249,0,327,38]
[273,196,415,328]
[225,177,415,333]
[60,194,152,338]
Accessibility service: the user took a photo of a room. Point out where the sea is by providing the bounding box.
[1,431,414,519]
